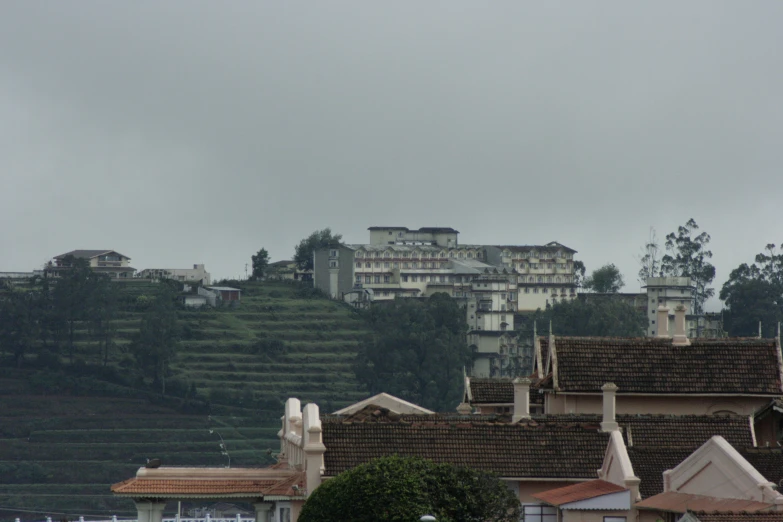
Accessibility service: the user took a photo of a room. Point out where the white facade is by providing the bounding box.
[643,277,695,337]
[139,264,211,285]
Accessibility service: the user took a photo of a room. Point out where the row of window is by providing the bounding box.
[518,262,571,270]
[523,287,575,295]
[356,261,448,269]
[355,250,482,260]
[523,276,573,283]
[502,251,574,259]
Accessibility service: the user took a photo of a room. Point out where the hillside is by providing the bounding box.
[0,280,371,520]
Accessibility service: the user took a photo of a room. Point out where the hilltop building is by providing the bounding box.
[46,250,135,279]
[138,264,211,285]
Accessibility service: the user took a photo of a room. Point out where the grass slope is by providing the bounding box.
[0,280,371,521]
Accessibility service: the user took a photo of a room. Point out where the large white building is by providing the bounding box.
[313,227,580,378]
[137,264,211,285]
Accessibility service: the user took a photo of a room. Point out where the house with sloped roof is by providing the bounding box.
[47,249,135,279]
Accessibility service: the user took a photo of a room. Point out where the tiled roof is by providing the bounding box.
[627,447,694,498]
[532,479,627,506]
[635,492,774,513]
[739,448,783,484]
[55,250,126,259]
[690,513,783,522]
[467,378,544,406]
[622,414,754,449]
[321,413,610,478]
[111,468,305,499]
[541,337,782,394]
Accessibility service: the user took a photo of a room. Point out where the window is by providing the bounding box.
[412,275,418,282]
[355,251,363,258]
[402,275,408,282]
[356,262,361,268]
[534,288,539,293]
[468,252,473,258]
[384,262,390,268]
[547,276,552,282]
[329,260,338,268]
[355,275,361,283]
[537,276,543,283]
[365,275,371,284]
[412,262,418,269]
[329,249,338,257]
[365,262,371,268]
[384,275,390,283]
[548,263,553,269]
[375,262,380,268]
[403,262,410,269]
[525,288,530,293]
[501,304,506,311]
[542,288,548,294]
[501,315,506,321]
[374,275,381,283]
[383,291,390,296]
[501,293,507,299]
[393,262,399,268]
[529,276,534,282]
[439,275,445,282]
[523,505,556,522]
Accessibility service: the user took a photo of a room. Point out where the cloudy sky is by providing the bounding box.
[1,1,781,307]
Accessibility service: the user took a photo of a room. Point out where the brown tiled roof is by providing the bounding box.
[532,479,627,506]
[322,414,610,478]
[111,468,306,499]
[739,448,783,484]
[627,447,694,498]
[635,492,774,513]
[621,414,754,449]
[690,513,783,522]
[468,377,544,406]
[541,337,782,394]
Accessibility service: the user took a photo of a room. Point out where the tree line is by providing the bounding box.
[0,256,180,394]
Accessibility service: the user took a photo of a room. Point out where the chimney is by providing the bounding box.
[512,377,531,422]
[600,383,619,432]
[672,305,691,346]
[656,306,670,337]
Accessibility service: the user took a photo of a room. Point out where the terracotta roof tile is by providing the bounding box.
[690,512,783,522]
[468,378,544,406]
[112,478,277,496]
[532,479,627,506]
[739,448,783,484]
[541,337,782,394]
[635,492,775,513]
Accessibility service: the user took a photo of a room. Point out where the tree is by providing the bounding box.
[354,293,470,411]
[50,256,102,362]
[250,248,270,280]
[572,260,586,288]
[0,282,43,368]
[637,227,662,283]
[130,285,180,394]
[661,219,716,315]
[720,244,783,337]
[298,456,521,522]
[294,228,343,271]
[87,276,118,367]
[517,298,646,338]
[583,264,625,293]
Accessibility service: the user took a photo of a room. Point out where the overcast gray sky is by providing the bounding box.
[1,1,781,308]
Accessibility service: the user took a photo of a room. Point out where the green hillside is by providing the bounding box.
[0,280,371,520]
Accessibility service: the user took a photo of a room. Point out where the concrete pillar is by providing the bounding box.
[254,502,273,522]
[656,306,670,337]
[672,305,691,346]
[135,501,166,522]
[600,383,619,432]
[512,377,531,422]
[303,403,326,495]
[328,268,339,299]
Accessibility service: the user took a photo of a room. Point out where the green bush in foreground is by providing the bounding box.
[298,456,520,522]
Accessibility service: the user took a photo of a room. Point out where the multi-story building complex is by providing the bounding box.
[314,227,579,378]
[137,264,211,285]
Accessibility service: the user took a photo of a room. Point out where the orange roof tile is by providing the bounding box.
[532,479,627,506]
[635,492,774,513]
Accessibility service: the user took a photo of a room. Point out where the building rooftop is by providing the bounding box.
[532,479,627,506]
[494,242,577,253]
[54,249,129,260]
[367,227,459,233]
[635,492,776,514]
[539,337,783,395]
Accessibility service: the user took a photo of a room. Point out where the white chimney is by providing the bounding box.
[512,377,531,422]
[600,383,619,432]
[672,305,691,346]
[656,306,670,337]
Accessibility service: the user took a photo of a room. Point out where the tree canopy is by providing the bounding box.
[294,228,343,271]
[250,248,269,280]
[720,243,783,337]
[354,293,470,411]
[583,264,625,293]
[298,456,521,522]
[517,297,646,338]
[661,218,715,315]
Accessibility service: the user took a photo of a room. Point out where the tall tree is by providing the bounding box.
[0,282,43,368]
[637,227,662,283]
[250,248,270,280]
[661,218,716,315]
[294,228,343,271]
[130,285,180,394]
[354,293,470,411]
[50,256,101,362]
[720,243,783,337]
[572,260,587,288]
[583,264,625,293]
[88,276,118,367]
[299,456,520,522]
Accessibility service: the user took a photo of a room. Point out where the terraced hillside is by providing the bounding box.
[0,280,371,520]
[174,281,371,413]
